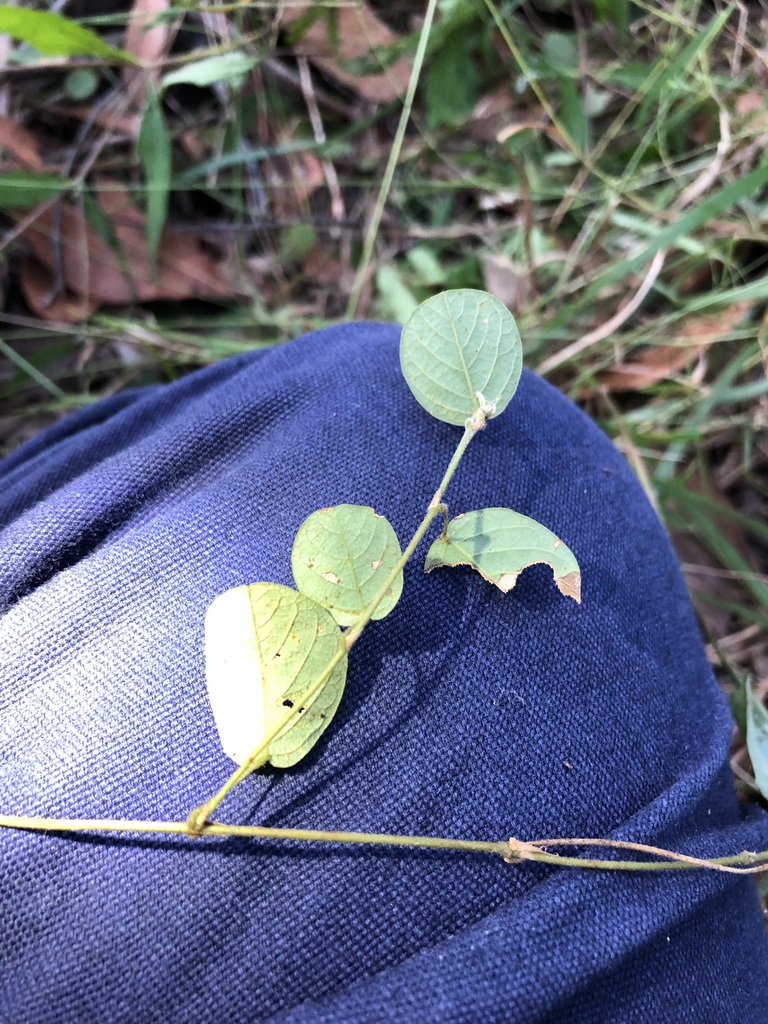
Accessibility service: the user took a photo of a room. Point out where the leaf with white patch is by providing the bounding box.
[205,583,346,769]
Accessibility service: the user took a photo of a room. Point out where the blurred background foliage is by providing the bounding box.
[0,0,767,829]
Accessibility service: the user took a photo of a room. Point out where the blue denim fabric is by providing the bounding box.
[1,322,767,1022]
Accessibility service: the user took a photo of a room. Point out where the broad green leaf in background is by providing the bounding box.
[400,289,522,426]
[425,507,581,602]
[592,0,630,41]
[205,583,347,769]
[424,29,481,128]
[376,264,419,324]
[161,52,259,92]
[279,222,318,265]
[542,32,579,72]
[406,245,446,287]
[542,33,588,153]
[0,171,73,209]
[292,505,403,627]
[65,68,99,101]
[137,83,171,272]
[746,682,768,799]
[557,77,589,153]
[0,7,134,61]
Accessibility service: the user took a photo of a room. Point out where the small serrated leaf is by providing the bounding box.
[205,583,347,769]
[746,682,768,799]
[292,504,403,626]
[400,289,522,426]
[425,507,581,603]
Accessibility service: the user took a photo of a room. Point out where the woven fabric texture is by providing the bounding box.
[1,322,767,1023]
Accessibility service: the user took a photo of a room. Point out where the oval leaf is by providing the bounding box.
[162,52,259,92]
[292,504,403,626]
[205,583,347,769]
[400,289,522,426]
[425,507,581,603]
[746,682,768,800]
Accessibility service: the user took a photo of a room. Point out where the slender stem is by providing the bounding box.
[515,837,768,875]
[346,0,439,319]
[0,813,509,858]
[429,423,476,507]
[344,421,476,650]
[2,813,767,874]
[342,502,441,650]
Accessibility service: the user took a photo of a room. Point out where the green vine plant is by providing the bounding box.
[1,289,767,879]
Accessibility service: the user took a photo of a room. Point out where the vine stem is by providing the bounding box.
[187,412,485,834]
[186,645,348,834]
[1,813,766,874]
[343,417,478,650]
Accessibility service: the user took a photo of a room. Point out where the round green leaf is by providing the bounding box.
[292,504,403,626]
[425,507,581,603]
[400,289,522,426]
[205,583,347,769]
[65,68,99,101]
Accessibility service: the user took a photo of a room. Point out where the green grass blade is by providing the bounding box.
[0,7,135,61]
[137,83,171,274]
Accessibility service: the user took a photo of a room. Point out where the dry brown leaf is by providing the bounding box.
[21,259,99,323]
[0,116,45,171]
[123,0,171,68]
[597,344,700,391]
[302,246,347,286]
[674,532,740,640]
[496,120,568,150]
[46,103,140,138]
[736,92,764,117]
[18,184,238,321]
[481,253,523,311]
[278,1,411,103]
[93,178,142,218]
[263,149,326,220]
[0,120,238,321]
[597,302,751,392]
[467,88,521,143]
[122,0,175,113]
[687,466,757,565]
[671,465,758,641]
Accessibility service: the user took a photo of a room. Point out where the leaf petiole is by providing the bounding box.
[187,633,347,835]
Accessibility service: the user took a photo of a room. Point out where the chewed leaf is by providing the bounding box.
[425,508,581,603]
[205,583,347,769]
[292,504,403,626]
[400,289,522,426]
[746,682,768,800]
